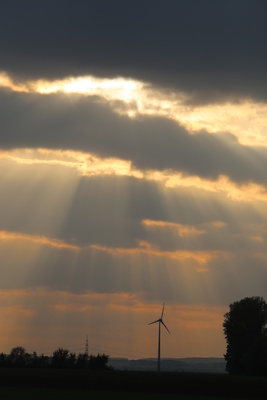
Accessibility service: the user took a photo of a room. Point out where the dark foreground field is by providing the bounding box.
[0,368,267,399]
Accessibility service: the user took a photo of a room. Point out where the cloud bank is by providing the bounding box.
[0,1,266,103]
[0,0,266,358]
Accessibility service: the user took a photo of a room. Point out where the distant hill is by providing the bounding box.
[108,357,226,373]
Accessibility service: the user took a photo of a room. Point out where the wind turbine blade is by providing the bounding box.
[148,319,160,325]
[161,320,171,334]
[161,302,165,319]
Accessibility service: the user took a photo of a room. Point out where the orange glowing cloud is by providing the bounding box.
[0,71,30,92]
[142,219,206,236]
[1,148,267,204]
[164,173,267,202]
[0,304,35,318]
[0,229,228,268]
[90,241,227,266]
[0,230,79,251]
[53,291,145,314]
[0,148,142,179]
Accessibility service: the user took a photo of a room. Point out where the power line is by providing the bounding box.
[23,340,176,360]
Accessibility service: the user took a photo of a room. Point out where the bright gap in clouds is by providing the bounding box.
[0,148,142,179]
[1,71,267,147]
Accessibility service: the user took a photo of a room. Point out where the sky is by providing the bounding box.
[0,0,267,359]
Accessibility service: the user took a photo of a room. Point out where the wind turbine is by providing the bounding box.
[148,303,171,372]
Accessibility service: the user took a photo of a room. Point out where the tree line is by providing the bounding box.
[0,346,110,370]
[1,296,267,376]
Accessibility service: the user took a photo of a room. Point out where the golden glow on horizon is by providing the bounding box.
[0,288,227,358]
[1,71,267,147]
[169,303,225,329]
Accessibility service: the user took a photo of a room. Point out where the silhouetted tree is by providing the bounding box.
[9,346,28,367]
[76,352,89,369]
[51,348,71,368]
[0,346,110,370]
[68,352,77,368]
[0,352,8,366]
[223,296,267,375]
[31,352,50,368]
[89,353,109,370]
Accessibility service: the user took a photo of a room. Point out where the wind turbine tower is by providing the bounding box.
[148,303,171,372]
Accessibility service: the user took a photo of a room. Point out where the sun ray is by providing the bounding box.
[1,70,267,360]
[1,148,267,204]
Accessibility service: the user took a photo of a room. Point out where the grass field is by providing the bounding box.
[0,387,258,400]
[0,368,266,399]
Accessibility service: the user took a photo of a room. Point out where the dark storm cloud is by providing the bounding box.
[0,0,266,103]
[1,91,267,186]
